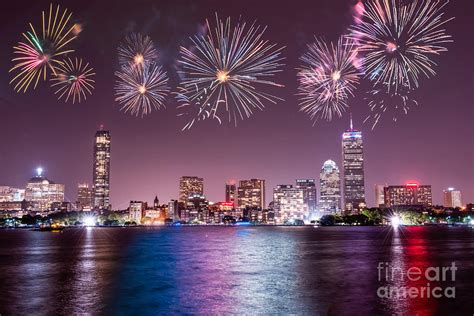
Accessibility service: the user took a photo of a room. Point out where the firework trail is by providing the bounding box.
[9,4,78,92]
[115,61,170,117]
[50,57,95,104]
[363,86,418,129]
[348,0,453,93]
[118,33,158,67]
[176,14,285,130]
[297,36,361,123]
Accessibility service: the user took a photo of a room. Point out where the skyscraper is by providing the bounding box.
[342,117,365,213]
[76,183,92,210]
[225,182,237,207]
[237,179,265,210]
[272,184,307,223]
[93,128,111,210]
[319,160,341,215]
[443,188,462,208]
[179,176,204,204]
[295,179,317,218]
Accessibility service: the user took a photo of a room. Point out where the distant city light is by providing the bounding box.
[391,216,401,228]
[84,216,96,227]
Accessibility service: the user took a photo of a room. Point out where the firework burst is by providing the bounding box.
[297,36,361,123]
[348,0,453,93]
[363,86,418,129]
[50,57,95,103]
[118,33,158,67]
[176,14,285,129]
[115,62,170,117]
[9,4,78,92]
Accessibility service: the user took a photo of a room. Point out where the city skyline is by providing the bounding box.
[0,0,471,209]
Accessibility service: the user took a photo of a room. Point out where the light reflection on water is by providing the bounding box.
[0,226,472,315]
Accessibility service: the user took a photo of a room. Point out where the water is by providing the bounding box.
[0,226,473,315]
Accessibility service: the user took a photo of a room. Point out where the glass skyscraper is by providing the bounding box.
[342,118,365,213]
[319,160,341,215]
[93,128,111,210]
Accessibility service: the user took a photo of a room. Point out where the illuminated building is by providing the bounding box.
[76,183,93,210]
[225,183,237,207]
[93,128,111,210]
[129,201,147,224]
[342,117,366,213]
[0,186,25,202]
[25,168,65,212]
[443,188,462,208]
[272,184,307,223]
[179,176,204,204]
[375,184,386,207]
[295,179,317,218]
[168,199,179,221]
[383,183,432,207]
[237,179,265,210]
[319,160,341,215]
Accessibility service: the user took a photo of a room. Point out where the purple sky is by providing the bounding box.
[0,0,472,209]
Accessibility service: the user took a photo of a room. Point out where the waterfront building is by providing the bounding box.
[179,176,204,204]
[0,186,25,202]
[225,183,237,207]
[319,160,341,215]
[375,184,386,207]
[129,201,147,224]
[168,199,179,221]
[25,168,65,212]
[295,179,317,218]
[93,128,111,210]
[383,183,432,207]
[237,179,265,210]
[76,183,93,211]
[342,117,366,213]
[443,188,463,208]
[272,184,308,223]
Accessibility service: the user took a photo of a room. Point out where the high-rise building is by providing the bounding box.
[342,117,365,213]
[93,128,111,210]
[384,183,432,207]
[225,183,237,207]
[443,188,462,208]
[179,176,204,204]
[273,184,307,223]
[295,179,317,218]
[375,184,386,207]
[25,168,65,212]
[319,160,341,215]
[237,179,265,210]
[76,183,93,210]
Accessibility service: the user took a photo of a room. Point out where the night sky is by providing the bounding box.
[0,0,472,209]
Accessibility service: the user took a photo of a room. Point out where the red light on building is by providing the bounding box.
[406,182,419,187]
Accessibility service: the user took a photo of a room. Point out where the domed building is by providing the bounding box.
[25,168,65,212]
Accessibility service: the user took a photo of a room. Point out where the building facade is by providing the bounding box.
[383,184,433,207]
[0,186,25,202]
[179,176,204,204]
[342,119,366,213]
[319,160,341,215]
[76,183,93,210]
[272,184,307,223]
[25,170,65,212]
[129,201,147,224]
[443,188,462,208]
[295,179,317,218]
[225,183,237,207]
[375,184,386,207]
[93,129,111,210]
[237,179,265,210]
